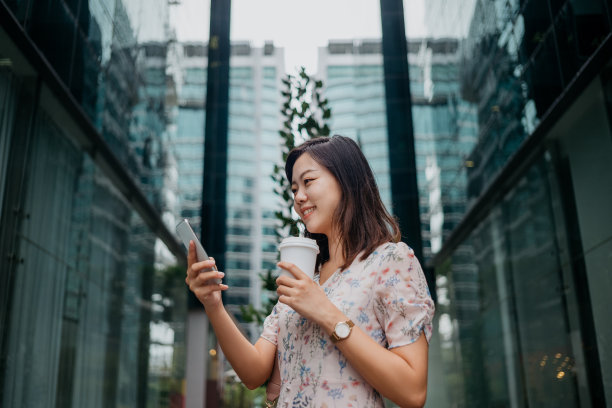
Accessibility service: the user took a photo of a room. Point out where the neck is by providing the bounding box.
[326,231,345,268]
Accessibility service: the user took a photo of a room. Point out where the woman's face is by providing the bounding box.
[291,153,342,238]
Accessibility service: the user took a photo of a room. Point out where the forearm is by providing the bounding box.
[319,310,428,407]
[205,305,273,388]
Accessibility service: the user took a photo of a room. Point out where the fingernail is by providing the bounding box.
[218,272,225,278]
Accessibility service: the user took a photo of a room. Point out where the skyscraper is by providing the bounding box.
[318,38,477,261]
[0,1,188,406]
[428,1,612,406]
[174,41,285,339]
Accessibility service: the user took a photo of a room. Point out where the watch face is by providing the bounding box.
[336,322,351,338]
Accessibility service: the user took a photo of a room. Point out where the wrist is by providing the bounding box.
[203,302,225,317]
[330,320,355,343]
[319,307,348,336]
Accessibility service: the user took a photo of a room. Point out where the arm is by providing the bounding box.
[205,306,276,390]
[276,260,432,407]
[317,307,428,407]
[186,241,276,389]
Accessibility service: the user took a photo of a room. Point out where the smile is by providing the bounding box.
[302,207,315,218]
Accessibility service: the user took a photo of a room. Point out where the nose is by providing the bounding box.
[294,188,307,204]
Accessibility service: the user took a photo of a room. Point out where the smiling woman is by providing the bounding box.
[290,152,343,245]
[185,135,435,407]
[285,136,401,273]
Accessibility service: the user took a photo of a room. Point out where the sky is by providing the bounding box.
[169,0,472,75]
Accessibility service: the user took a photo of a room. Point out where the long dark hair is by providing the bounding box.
[285,135,401,271]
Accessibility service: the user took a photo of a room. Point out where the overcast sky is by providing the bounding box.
[169,0,473,75]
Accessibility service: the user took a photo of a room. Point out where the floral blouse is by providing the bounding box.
[260,242,435,408]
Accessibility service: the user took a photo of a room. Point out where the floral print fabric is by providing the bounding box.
[260,242,435,407]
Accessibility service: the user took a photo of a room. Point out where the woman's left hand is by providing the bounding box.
[276,262,336,325]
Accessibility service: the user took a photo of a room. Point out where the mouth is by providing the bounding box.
[301,207,315,220]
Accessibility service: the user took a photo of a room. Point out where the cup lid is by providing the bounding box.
[279,237,319,253]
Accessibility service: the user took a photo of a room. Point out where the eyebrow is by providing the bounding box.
[292,168,317,184]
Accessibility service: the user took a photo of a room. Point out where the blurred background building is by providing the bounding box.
[172,39,284,340]
[0,1,188,407]
[428,0,612,407]
[1,0,611,407]
[319,37,478,262]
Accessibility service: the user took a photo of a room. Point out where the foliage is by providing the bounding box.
[222,379,267,408]
[240,66,331,325]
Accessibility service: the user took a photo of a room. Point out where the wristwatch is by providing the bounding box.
[330,320,354,343]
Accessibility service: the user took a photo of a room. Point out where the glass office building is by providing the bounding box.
[3,0,612,407]
[174,42,208,236]
[423,0,612,407]
[320,1,612,406]
[318,38,478,261]
[318,41,393,211]
[173,41,284,340]
[0,1,188,406]
[226,41,284,340]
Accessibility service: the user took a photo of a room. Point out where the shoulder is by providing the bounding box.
[376,241,417,264]
[383,241,414,256]
[357,241,418,272]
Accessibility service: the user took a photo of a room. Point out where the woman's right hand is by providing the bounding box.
[185,241,228,310]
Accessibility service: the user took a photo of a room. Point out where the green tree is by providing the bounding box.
[240,66,331,324]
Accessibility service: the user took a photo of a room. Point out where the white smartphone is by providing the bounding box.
[176,219,221,284]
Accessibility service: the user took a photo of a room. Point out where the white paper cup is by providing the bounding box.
[278,237,319,279]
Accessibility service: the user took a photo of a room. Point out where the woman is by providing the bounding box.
[186,135,435,407]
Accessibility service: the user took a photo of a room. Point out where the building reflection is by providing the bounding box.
[428,1,611,407]
[0,0,187,407]
[1,0,612,407]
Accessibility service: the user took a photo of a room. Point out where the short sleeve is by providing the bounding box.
[373,242,435,349]
[260,302,281,345]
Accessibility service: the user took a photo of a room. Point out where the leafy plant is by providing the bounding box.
[240,67,332,324]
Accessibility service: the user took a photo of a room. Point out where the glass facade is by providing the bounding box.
[0,70,186,407]
[433,148,607,407]
[173,41,284,340]
[319,39,477,261]
[225,44,284,340]
[1,1,187,407]
[174,43,208,233]
[3,0,612,407]
[322,55,393,210]
[457,0,611,203]
[421,1,612,407]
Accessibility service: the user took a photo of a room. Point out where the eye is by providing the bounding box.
[304,178,313,185]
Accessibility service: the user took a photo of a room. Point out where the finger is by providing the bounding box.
[186,242,200,281]
[277,295,291,307]
[208,256,218,271]
[195,270,225,285]
[277,262,307,280]
[187,241,197,266]
[195,282,228,292]
[190,275,227,292]
[276,285,296,297]
[276,274,298,288]
[192,258,216,273]
[188,255,216,281]
[192,283,229,298]
[186,267,221,286]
